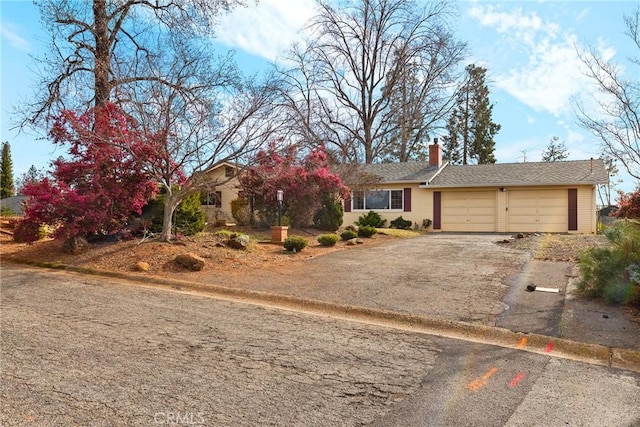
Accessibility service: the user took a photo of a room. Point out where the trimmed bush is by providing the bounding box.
[283,235,308,252]
[356,210,386,228]
[577,220,640,305]
[340,229,357,241]
[230,198,250,225]
[390,216,412,229]
[317,233,339,247]
[313,196,344,231]
[357,225,377,238]
[173,193,206,236]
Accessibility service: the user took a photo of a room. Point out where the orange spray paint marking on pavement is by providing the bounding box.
[508,372,526,388]
[545,342,554,353]
[466,367,499,392]
[518,338,528,348]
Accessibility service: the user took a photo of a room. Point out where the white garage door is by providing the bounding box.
[507,190,567,233]
[441,191,496,232]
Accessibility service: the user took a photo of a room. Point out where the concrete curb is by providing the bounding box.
[7,259,640,374]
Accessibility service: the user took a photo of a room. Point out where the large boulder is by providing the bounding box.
[174,253,206,271]
[62,236,89,255]
[226,234,250,250]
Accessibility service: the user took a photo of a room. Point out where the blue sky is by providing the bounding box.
[1,0,638,194]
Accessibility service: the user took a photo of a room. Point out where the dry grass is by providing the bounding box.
[534,234,608,262]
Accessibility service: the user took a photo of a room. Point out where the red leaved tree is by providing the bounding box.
[15,104,158,242]
[240,143,349,227]
[614,189,640,219]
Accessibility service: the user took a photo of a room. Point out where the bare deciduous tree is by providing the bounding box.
[22,0,248,129]
[279,0,466,164]
[574,6,640,181]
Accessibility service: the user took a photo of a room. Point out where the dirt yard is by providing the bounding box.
[0,227,398,277]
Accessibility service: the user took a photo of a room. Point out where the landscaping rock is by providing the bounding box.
[135,261,150,272]
[175,253,206,271]
[62,236,89,255]
[227,234,250,250]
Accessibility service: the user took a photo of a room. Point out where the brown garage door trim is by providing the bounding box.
[433,191,441,230]
[568,188,578,231]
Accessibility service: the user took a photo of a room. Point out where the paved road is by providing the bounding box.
[2,264,639,426]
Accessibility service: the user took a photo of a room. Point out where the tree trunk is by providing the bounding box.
[93,0,111,106]
[159,192,180,242]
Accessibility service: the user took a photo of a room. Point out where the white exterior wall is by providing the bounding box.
[201,166,240,224]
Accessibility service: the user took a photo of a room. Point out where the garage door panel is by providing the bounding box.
[508,190,567,233]
[442,191,496,232]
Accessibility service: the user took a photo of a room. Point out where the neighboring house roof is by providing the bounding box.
[427,159,609,188]
[0,196,27,215]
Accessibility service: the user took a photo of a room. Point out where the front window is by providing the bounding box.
[200,191,222,208]
[352,189,403,210]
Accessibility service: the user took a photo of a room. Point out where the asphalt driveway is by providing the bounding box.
[203,234,532,325]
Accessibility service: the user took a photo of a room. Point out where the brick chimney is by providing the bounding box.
[429,139,442,167]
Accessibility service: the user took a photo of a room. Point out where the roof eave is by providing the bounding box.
[421,181,607,189]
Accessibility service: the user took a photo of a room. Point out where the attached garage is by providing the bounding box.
[507,189,569,233]
[341,145,608,234]
[441,191,497,232]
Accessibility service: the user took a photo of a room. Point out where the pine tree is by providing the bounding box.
[0,142,15,198]
[541,136,570,162]
[442,64,500,164]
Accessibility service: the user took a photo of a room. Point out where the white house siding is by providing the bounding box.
[201,166,240,225]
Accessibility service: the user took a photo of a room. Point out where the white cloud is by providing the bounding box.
[468,4,608,118]
[0,21,30,51]
[215,0,316,61]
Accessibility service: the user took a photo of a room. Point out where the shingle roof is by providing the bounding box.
[345,161,440,183]
[341,158,609,187]
[427,159,609,187]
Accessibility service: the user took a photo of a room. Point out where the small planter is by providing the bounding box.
[270,226,289,243]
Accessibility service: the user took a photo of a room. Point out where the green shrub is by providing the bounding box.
[390,216,412,229]
[340,229,357,241]
[283,235,308,252]
[317,233,339,247]
[1,206,15,216]
[230,198,250,225]
[357,225,377,238]
[173,193,206,236]
[356,210,386,228]
[142,192,206,236]
[213,229,235,239]
[577,220,640,306]
[313,196,344,231]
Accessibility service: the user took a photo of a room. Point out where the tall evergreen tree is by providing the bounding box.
[541,136,570,162]
[0,142,15,198]
[442,64,500,165]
